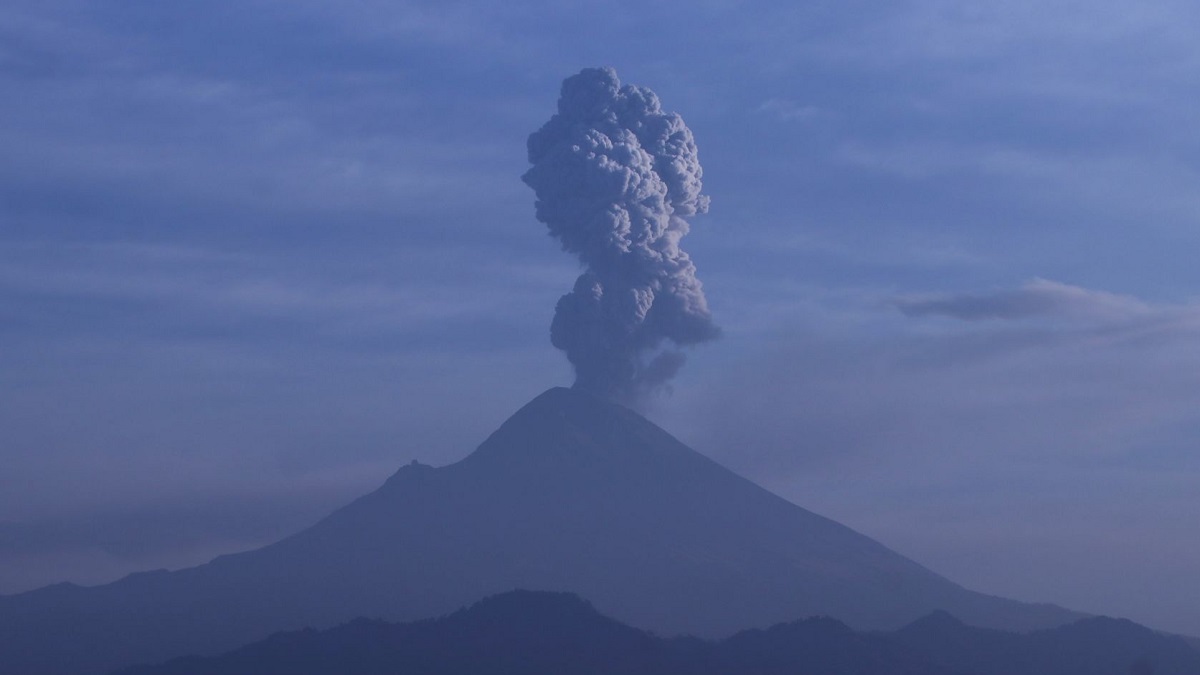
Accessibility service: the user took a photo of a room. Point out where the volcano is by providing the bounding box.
[0,388,1080,675]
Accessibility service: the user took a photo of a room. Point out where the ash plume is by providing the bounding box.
[523,67,718,404]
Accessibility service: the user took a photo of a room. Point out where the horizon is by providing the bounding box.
[3,1,1199,639]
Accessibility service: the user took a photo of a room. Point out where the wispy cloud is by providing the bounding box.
[894,279,1152,322]
[0,241,571,339]
[756,98,822,122]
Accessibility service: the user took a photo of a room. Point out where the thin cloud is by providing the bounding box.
[894,279,1151,322]
[0,241,568,335]
[756,98,822,122]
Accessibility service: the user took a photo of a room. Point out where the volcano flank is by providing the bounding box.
[0,388,1080,675]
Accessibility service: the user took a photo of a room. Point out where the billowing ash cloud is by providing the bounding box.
[523,67,718,403]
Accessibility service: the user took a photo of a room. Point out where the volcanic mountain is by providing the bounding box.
[0,387,1079,675]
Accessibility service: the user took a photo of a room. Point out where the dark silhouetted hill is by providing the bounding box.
[894,609,1200,675]
[0,387,1081,675]
[114,591,1200,675]
[113,590,958,675]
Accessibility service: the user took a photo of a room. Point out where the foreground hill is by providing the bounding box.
[116,590,1200,675]
[0,387,1079,675]
[892,609,1200,675]
[115,590,957,675]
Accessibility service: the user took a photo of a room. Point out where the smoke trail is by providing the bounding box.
[523,67,718,403]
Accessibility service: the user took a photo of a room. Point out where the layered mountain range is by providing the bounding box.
[0,387,1081,675]
[116,590,1200,675]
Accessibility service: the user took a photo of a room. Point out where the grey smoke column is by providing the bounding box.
[523,67,718,402]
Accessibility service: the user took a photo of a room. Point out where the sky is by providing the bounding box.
[2,0,1199,636]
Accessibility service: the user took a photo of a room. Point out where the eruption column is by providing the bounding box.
[523,67,718,403]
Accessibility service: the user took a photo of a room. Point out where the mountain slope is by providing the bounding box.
[0,387,1080,675]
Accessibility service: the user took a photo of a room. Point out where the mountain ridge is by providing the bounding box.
[113,590,1200,675]
[113,590,958,675]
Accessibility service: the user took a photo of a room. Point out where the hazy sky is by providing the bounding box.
[3,0,1199,636]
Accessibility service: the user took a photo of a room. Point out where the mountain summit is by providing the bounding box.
[0,388,1079,675]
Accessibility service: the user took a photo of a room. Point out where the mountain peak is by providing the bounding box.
[909,610,969,631]
[527,385,600,405]
[456,589,602,624]
[459,386,690,471]
[504,386,637,426]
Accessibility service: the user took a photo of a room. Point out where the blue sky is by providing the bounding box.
[3,0,1199,635]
